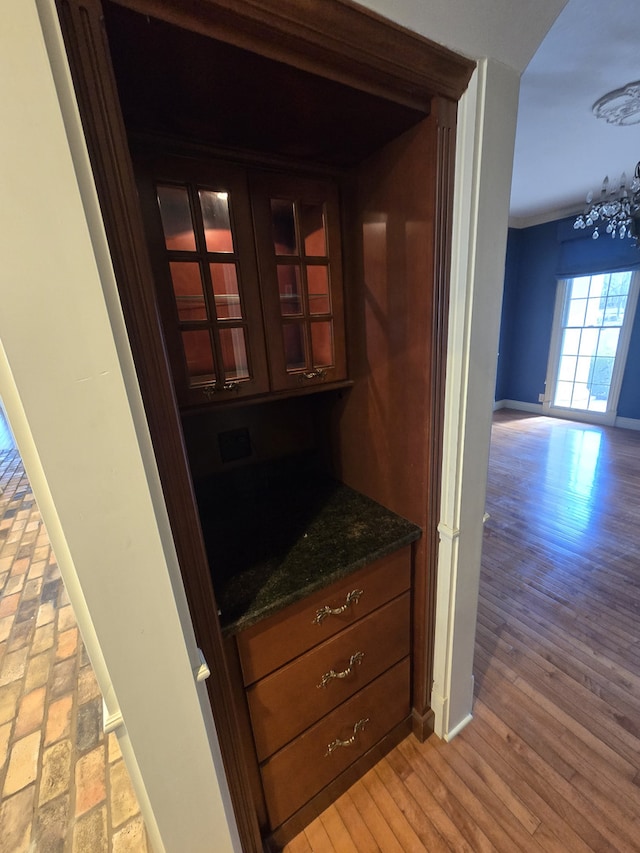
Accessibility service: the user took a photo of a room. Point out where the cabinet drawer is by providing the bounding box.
[248,592,410,761]
[237,547,411,686]
[260,657,410,829]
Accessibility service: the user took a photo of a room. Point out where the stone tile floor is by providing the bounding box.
[0,447,151,852]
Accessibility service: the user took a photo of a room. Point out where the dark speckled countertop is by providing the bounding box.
[195,459,421,634]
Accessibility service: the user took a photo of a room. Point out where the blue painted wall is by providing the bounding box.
[497,216,640,419]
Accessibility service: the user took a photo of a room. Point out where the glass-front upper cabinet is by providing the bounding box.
[135,153,347,406]
[137,157,269,406]
[251,173,347,392]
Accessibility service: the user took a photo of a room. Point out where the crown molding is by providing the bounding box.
[508,202,582,230]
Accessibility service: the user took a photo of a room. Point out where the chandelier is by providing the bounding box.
[573,161,640,243]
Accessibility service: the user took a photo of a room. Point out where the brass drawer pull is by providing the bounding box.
[298,368,326,381]
[326,718,369,756]
[313,589,363,624]
[317,651,365,688]
[202,380,240,398]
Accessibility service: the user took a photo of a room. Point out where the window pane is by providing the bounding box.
[199,190,234,253]
[570,383,590,409]
[283,323,306,371]
[277,266,302,315]
[169,262,206,321]
[562,328,580,356]
[554,380,573,407]
[608,272,630,297]
[219,328,249,380]
[597,327,619,357]
[300,203,326,256]
[558,355,576,382]
[271,199,297,255]
[578,328,598,355]
[584,297,602,327]
[570,277,590,299]
[587,388,608,411]
[575,356,591,383]
[588,275,605,299]
[311,321,333,368]
[307,266,330,315]
[157,185,196,251]
[182,330,215,385]
[566,298,587,327]
[603,296,624,325]
[210,263,242,319]
[588,356,614,390]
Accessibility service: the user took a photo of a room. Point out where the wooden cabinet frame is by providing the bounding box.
[55,0,474,849]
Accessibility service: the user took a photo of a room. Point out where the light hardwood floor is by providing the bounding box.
[283,410,640,852]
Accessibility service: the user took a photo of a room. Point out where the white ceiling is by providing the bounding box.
[363,0,640,228]
[510,0,640,226]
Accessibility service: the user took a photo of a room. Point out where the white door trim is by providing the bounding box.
[432,58,520,739]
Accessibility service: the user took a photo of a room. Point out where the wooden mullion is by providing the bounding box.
[189,183,230,383]
[298,254,313,374]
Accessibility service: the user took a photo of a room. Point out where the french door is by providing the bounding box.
[544,271,638,425]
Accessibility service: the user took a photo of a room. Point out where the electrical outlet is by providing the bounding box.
[538,393,545,402]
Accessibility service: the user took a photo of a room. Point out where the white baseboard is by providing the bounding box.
[431,674,475,741]
[615,416,640,431]
[443,713,474,742]
[494,399,543,414]
[495,401,640,431]
[430,691,448,740]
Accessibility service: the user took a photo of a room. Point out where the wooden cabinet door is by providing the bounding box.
[135,155,270,406]
[251,172,347,392]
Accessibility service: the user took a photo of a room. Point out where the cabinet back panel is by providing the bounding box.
[183,397,319,479]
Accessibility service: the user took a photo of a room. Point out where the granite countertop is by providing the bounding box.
[195,462,421,634]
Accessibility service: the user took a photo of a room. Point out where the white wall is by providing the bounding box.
[0,2,239,851]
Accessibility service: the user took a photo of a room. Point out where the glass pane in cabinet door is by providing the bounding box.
[199,190,234,253]
[210,263,242,319]
[277,265,302,315]
[271,199,297,255]
[219,328,249,380]
[306,266,330,315]
[157,185,196,251]
[283,323,306,371]
[310,321,333,368]
[169,262,207,321]
[182,330,215,385]
[300,203,326,256]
